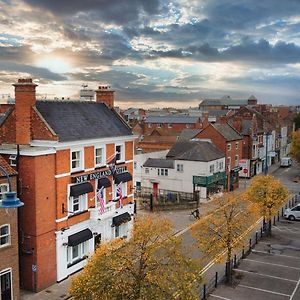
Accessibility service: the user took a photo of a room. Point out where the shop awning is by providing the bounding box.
[70,182,93,197]
[113,172,132,184]
[68,229,93,247]
[112,212,132,227]
[97,177,111,188]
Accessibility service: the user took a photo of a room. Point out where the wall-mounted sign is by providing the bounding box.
[73,166,127,184]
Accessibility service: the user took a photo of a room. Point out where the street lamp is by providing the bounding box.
[0,165,24,209]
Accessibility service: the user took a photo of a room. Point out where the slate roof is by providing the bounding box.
[213,124,242,141]
[0,107,13,126]
[35,101,132,142]
[167,140,224,162]
[143,158,174,169]
[200,97,248,106]
[145,115,200,124]
[178,129,202,140]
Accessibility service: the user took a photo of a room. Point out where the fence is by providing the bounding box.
[135,187,199,210]
[198,192,300,300]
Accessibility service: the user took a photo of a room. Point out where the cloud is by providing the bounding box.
[0,61,67,81]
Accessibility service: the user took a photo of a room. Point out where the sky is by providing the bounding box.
[0,0,300,108]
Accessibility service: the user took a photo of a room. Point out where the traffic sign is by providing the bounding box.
[243,168,248,174]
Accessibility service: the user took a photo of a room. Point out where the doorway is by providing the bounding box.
[94,234,101,251]
[0,270,12,300]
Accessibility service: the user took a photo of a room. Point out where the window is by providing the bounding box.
[9,155,17,167]
[69,194,87,215]
[210,165,214,173]
[227,157,231,167]
[71,150,83,172]
[0,184,9,200]
[227,144,231,151]
[134,162,137,169]
[115,144,124,162]
[0,269,12,299]
[115,226,120,238]
[145,168,149,174]
[235,155,239,166]
[67,241,88,265]
[235,142,239,150]
[158,169,168,176]
[95,147,105,167]
[219,161,224,170]
[0,225,10,247]
[177,164,183,172]
[165,169,168,176]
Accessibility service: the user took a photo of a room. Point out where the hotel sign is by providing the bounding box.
[73,166,127,184]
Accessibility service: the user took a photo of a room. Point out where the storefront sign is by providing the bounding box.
[73,166,127,184]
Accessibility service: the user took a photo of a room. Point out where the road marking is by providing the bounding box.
[234,268,298,283]
[244,259,300,270]
[252,249,300,260]
[290,275,300,300]
[238,284,291,297]
[209,295,232,300]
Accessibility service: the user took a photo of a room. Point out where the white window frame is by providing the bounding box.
[0,224,11,248]
[68,193,88,215]
[227,157,231,167]
[219,161,224,170]
[115,143,125,163]
[235,142,239,150]
[9,155,17,167]
[95,146,105,168]
[227,143,231,151]
[210,165,214,173]
[176,164,183,172]
[0,268,12,299]
[70,149,84,173]
[67,241,88,265]
[0,183,9,200]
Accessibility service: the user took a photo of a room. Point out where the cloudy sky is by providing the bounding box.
[0,0,300,108]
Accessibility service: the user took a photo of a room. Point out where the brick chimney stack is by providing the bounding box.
[95,85,114,108]
[13,78,37,144]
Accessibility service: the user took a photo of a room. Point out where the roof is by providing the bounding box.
[35,101,132,142]
[178,129,202,141]
[0,155,18,177]
[145,115,200,124]
[200,97,248,107]
[213,124,242,141]
[167,140,224,162]
[143,158,174,169]
[0,107,13,126]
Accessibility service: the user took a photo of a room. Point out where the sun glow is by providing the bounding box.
[35,55,72,74]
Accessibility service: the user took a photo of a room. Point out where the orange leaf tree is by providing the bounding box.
[245,175,288,235]
[191,192,258,283]
[70,216,201,300]
[291,129,300,163]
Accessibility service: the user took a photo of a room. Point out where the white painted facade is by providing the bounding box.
[134,151,225,200]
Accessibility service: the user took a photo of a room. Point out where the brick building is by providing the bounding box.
[0,79,135,291]
[196,123,243,190]
[0,156,19,300]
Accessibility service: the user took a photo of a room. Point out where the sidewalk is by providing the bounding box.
[20,162,281,299]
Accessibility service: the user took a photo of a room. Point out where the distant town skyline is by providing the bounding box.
[0,0,300,108]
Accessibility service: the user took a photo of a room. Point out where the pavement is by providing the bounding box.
[208,215,300,300]
[19,161,285,299]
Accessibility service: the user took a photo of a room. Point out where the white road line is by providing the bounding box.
[234,268,298,283]
[238,284,291,297]
[252,249,300,260]
[209,295,232,300]
[244,259,300,270]
[290,275,300,300]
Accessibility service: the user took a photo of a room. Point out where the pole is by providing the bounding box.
[264,133,268,175]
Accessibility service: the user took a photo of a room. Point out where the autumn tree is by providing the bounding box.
[291,129,300,163]
[245,175,288,236]
[191,192,257,283]
[70,216,201,300]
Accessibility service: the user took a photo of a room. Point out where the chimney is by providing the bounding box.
[13,78,37,144]
[201,112,209,128]
[95,85,114,108]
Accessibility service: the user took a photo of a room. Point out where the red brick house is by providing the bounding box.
[0,156,19,300]
[0,79,135,292]
[196,123,243,190]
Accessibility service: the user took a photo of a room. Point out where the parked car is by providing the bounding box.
[280,157,292,167]
[284,204,300,221]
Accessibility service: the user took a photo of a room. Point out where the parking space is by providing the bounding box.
[208,218,300,300]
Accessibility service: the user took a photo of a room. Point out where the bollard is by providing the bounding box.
[273,215,276,225]
[215,272,218,288]
[249,238,252,252]
[277,211,280,221]
[260,227,263,237]
[255,231,258,244]
[242,246,245,258]
[234,254,237,267]
[281,207,284,217]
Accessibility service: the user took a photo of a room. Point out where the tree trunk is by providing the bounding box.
[225,249,232,284]
[268,218,272,237]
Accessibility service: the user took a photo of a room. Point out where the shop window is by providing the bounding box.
[71,150,83,172]
[0,269,12,299]
[69,194,87,215]
[0,225,10,248]
[0,184,9,200]
[115,144,124,162]
[95,147,105,167]
[67,241,88,265]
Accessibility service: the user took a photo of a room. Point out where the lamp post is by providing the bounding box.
[0,165,24,209]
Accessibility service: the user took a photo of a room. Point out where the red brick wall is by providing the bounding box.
[95,90,114,108]
[0,176,19,300]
